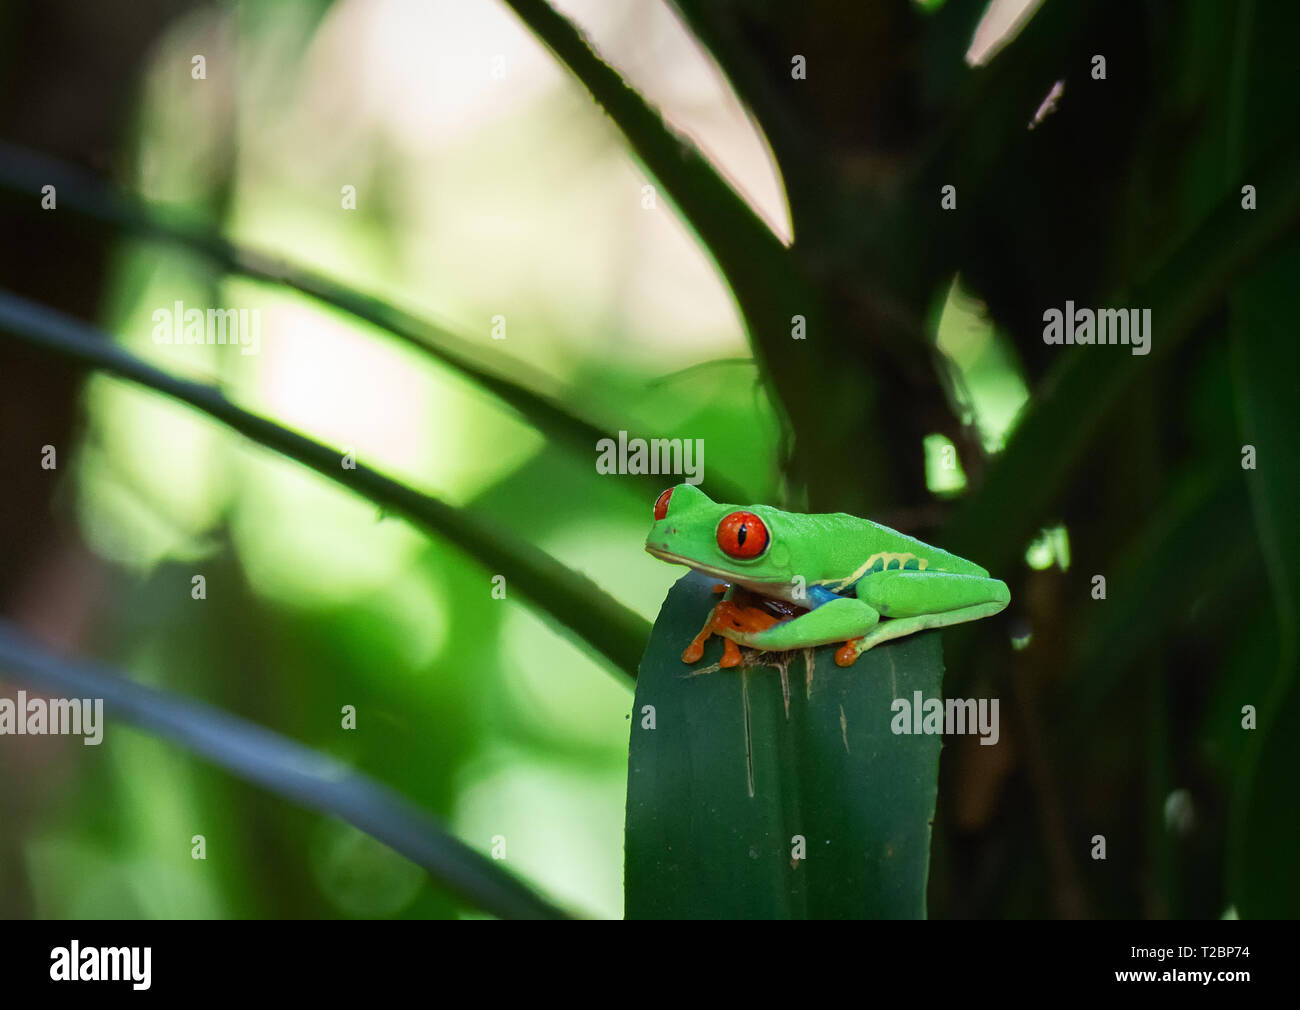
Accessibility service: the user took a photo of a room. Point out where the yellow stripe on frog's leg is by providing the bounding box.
[816,552,930,592]
[873,552,928,572]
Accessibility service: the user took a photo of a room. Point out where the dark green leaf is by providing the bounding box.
[625,572,942,918]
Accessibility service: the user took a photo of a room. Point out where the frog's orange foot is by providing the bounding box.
[683,597,784,667]
[682,610,722,664]
[834,638,864,667]
[711,583,729,595]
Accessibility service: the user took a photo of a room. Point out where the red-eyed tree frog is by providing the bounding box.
[645,484,1010,668]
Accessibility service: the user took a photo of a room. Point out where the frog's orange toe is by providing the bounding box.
[682,640,705,663]
[834,639,863,667]
[719,638,743,668]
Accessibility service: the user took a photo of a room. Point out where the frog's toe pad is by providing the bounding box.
[834,639,864,667]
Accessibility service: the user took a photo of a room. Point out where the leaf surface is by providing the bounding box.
[626,572,943,918]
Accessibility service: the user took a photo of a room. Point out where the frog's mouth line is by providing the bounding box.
[645,545,795,604]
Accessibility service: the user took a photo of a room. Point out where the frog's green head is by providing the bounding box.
[644,483,793,591]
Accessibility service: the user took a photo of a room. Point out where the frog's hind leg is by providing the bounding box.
[834,600,1008,665]
[836,570,1010,666]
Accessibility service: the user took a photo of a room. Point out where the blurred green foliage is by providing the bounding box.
[0,0,1297,919]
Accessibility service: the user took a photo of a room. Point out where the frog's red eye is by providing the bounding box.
[654,488,673,520]
[716,511,769,559]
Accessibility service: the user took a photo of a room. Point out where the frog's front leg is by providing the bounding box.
[681,582,852,670]
[724,597,881,654]
[683,586,767,667]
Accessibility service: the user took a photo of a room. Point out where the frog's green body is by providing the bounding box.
[645,484,1009,665]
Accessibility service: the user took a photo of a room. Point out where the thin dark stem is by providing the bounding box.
[0,620,570,920]
[0,140,753,507]
[0,288,650,677]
